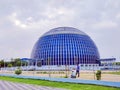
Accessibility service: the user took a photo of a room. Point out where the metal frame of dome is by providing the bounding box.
[42,27,87,37]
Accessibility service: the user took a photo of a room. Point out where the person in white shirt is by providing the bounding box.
[71,68,76,78]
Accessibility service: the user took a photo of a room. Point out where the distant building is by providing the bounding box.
[99,58,116,70]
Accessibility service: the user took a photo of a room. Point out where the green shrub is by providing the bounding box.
[15,68,22,75]
[7,64,12,67]
[96,70,101,80]
[43,71,47,74]
[64,74,68,78]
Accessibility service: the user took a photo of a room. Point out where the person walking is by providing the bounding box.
[76,64,80,77]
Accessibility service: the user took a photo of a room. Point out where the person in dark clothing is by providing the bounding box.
[76,64,80,77]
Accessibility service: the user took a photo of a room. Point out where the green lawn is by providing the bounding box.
[0,76,120,90]
[108,72,120,75]
[103,71,120,75]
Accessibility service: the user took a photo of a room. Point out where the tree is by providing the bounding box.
[14,58,21,67]
[0,60,4,67]
[16,61,21,66]
[0,58,23,67]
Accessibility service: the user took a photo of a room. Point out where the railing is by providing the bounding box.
[0,65,120,82]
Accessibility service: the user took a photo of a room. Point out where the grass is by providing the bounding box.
[0,76,120,90]
[108,72,120,75]
[103,71,120,75]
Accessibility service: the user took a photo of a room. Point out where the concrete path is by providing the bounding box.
[0,80,65,90]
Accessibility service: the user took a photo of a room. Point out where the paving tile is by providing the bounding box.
[0,80,65,90]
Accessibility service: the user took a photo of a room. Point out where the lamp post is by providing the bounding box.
[93,65,95,80]
[3,59,5,74]
[35,59,38,69]
[0,63,1,71]
[20,59,22,69]
[48,57,51,77]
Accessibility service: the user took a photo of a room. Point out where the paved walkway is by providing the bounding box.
[0,80,65,90]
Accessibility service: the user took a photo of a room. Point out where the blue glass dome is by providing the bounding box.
[31,27,100,65]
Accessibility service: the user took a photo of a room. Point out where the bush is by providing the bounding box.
[96,70,101,80]
[7,64,12,67]
[15,68,22,75]
[64,74,68,78]
[43,71,47,74]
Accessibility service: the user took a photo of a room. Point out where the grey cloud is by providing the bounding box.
[0,0,120,61]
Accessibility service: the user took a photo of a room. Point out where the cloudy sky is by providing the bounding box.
[0,0,120,61]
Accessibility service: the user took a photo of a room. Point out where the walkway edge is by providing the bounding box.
[0,74,120,88]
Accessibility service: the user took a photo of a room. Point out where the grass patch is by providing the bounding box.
[103,71,120,75]
[0,76,120,90]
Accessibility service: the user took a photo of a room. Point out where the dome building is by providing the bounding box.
[31,27,100,69]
